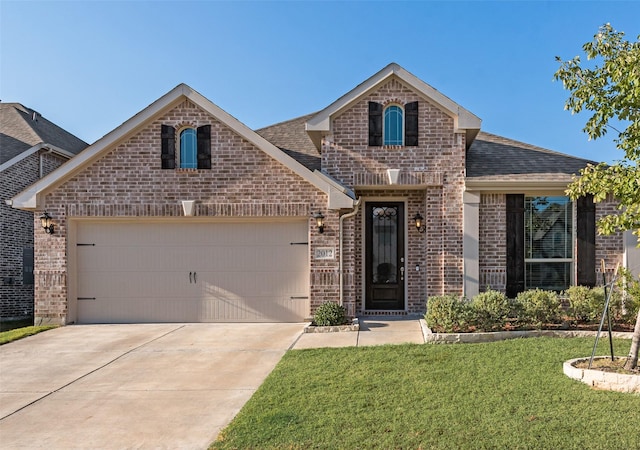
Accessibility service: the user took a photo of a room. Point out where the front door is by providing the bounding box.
[365,202,405,310]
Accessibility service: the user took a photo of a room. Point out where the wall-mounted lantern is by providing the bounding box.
[314,212,325,234]
[413,212,426,233]
[40,211,54,234]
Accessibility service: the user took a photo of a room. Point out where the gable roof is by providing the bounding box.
[0,103,88,165]
[466,132,594,190]
[9,85,354,211]
[305,63,482,150]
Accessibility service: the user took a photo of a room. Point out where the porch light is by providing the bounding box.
[314,212,325,234]
[413,212,426,233]
[40,211,54,234]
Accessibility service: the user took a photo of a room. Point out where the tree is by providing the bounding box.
[554,23,640,370]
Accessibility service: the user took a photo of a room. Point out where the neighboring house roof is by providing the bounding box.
[0,103,87,165]
[466,132,595,190]
[10,85,355,211]
[255,113,321,171]
[305,63,482,150]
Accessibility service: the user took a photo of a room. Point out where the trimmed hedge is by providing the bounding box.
[425,294,473,333]
[516,289,561,329]
[470,290,512,331]
[426,283,639,333]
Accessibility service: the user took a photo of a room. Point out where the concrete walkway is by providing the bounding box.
[292,316,424,349]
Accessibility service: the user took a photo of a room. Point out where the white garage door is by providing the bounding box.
[75,221,309,323]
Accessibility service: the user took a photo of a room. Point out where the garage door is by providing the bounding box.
[75,221,309,323]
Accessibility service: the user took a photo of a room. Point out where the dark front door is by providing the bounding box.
[365,202,405,310]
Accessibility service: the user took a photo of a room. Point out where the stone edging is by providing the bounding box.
[419,319,634,343]
[563,357,640,394]
[303,319,360,333]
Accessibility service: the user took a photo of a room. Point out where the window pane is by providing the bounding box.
[384,106,403,145]
[526,262,571,291]
[525,196,572,259]
[524,196,573,291]
[180,128,197,169]
[371,206,398,284]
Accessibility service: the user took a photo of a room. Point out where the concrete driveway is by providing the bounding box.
[0,323,305,449]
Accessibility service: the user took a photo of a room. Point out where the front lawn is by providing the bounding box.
[213,338,640,449]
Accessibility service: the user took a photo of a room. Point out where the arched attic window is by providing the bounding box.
[180,128,198,169]
[384,105,403,146]
[368,101,419,147]
[160,124,211,169]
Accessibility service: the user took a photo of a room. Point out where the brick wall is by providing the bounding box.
[595,197,624,279]
[36,100,334,324]
[1,151,67,320]
[479,194,507,291]
[323,78,466,315]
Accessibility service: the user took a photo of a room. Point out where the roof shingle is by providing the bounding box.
[0,103,88,165]
[255,113,321,171]
[466,131,594,181]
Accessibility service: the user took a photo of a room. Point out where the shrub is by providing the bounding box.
[564,285,604,323]
[313,302,347,326]
[470,290,512,331]
[616,268,640,325]
[516,289,562,329]
[426,295,473,333]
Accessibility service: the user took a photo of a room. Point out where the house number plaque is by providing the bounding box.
[315,247,336,260]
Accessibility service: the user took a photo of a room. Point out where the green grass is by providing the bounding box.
[0,325,57,345]
[212,338,640,449]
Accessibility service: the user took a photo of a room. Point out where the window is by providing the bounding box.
[160,124,211,169]
[506,194,594,297]
[368,101,418,146]
[384,105,403,145]
[524,196,573,291]
[180,128,197,169]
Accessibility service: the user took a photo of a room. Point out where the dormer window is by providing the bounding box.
[368,101,418,147]
[160,124,211,169]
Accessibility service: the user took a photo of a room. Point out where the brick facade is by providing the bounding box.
[23,70,628,325]
[1,151,67,320]
[323,78,466,315]
[35,100,333,324]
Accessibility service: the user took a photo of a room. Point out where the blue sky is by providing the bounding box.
[2,1,639,164]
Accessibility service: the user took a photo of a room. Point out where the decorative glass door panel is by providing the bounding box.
[365,202,405,310]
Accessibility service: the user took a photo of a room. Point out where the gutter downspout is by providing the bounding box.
[39,146,54,179]
[339,197,362,308]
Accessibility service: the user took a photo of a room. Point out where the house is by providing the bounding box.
[1,103,88,323]
[9,64,637,325]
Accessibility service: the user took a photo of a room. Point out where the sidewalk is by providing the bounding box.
[291,316,424,349]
